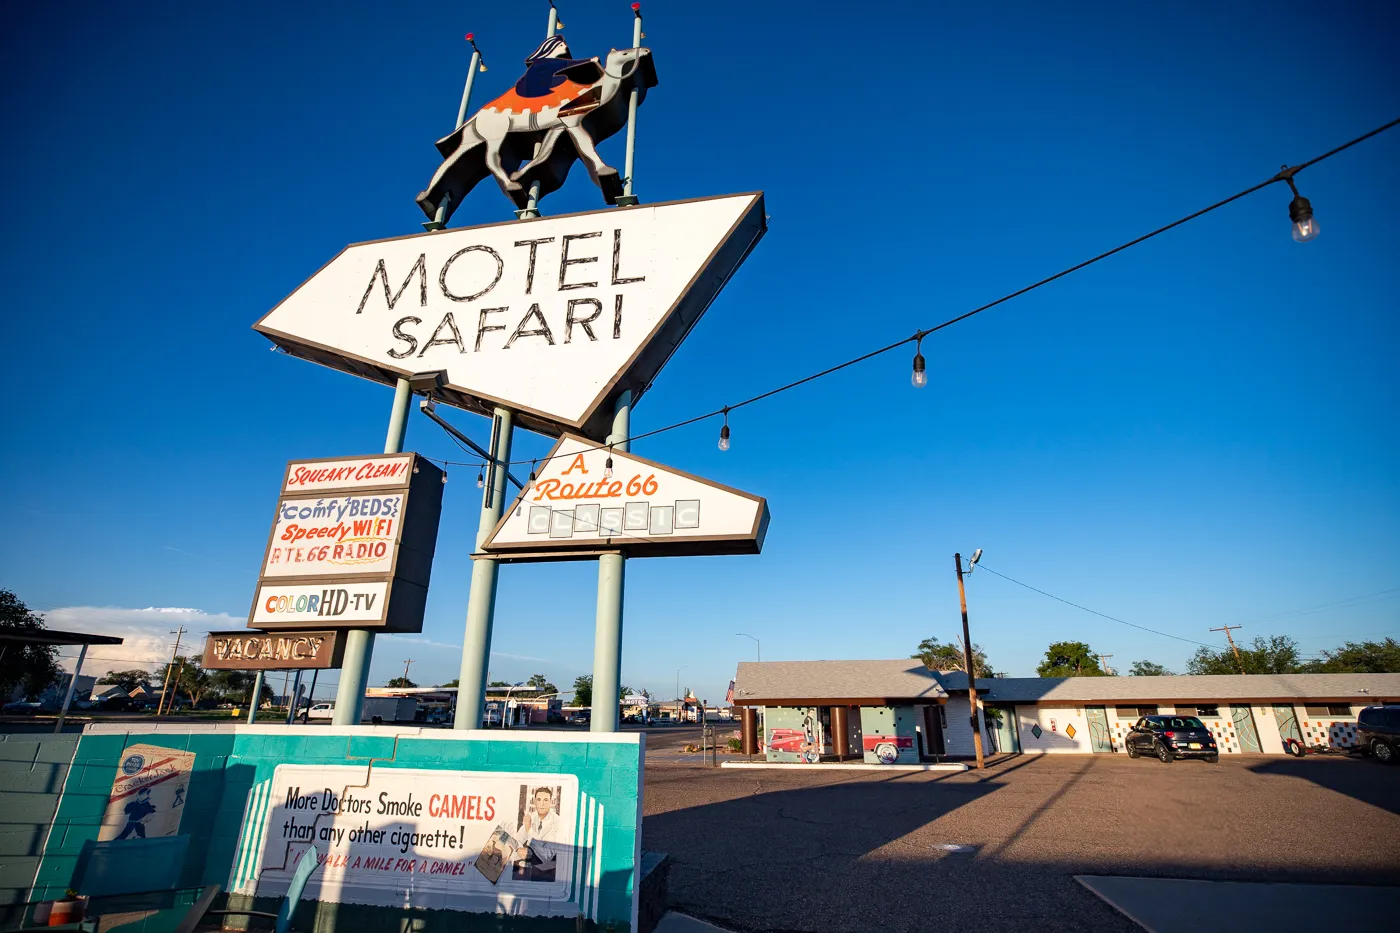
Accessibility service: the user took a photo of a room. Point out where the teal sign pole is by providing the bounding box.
[591,6,645,733]
[331,377,411,725]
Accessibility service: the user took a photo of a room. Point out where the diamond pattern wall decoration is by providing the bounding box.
[1030,723,1043,739]
[1065,723,1077,739]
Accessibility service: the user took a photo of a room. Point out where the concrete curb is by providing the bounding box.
[719,761,969,771]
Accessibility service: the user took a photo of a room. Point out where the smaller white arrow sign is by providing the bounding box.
[482,436,769,560]
[255,193,765,440]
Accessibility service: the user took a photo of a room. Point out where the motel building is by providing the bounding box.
[731,660,1400,763]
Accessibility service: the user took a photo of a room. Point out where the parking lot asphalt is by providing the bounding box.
[641,751,1400,933]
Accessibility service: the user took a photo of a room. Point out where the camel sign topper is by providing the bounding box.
[418,35,658,221]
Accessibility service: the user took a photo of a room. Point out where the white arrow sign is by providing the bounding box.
[256,193,765,439]
[482,435,769,560]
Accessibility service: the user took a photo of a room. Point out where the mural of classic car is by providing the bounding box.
[862,734,915,764]
[767,728,821,763]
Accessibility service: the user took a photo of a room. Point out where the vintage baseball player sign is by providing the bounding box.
[482,435,769,560]
[250,453,444,633]
[254,193,766,440]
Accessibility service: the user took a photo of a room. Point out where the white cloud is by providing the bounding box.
[41,606,243,671]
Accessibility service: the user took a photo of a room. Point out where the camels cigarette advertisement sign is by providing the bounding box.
[254,193,766,439]
[233,765,582,911]
[483,435,769,559]
[97,744,194,841]
[251,453,442,633]
[202,630,346,671]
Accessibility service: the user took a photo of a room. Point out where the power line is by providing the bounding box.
[435,116,1398,471]
[973,563,1219,649]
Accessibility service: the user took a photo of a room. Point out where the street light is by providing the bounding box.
[735,633,760,661]
[675,666,689,722]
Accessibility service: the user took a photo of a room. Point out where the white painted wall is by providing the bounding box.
[1014,706,1094,753]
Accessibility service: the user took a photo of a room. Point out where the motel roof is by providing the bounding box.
[733,661,1400,706]
[733,660,949,705]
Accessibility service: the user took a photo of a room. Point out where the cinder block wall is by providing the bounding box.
[0,733,80,909]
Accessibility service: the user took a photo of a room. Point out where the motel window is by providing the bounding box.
[1116,705,1158,719]
[1305,704,1353,717]
[1192,705,1220,718]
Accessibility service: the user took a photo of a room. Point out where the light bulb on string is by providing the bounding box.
[476,467,485,489]
[911,336,928,389]
[604,448,614,480]
[1280,166,1319,243]
[718,409,731,452]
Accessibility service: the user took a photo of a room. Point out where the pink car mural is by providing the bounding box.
[863,734,914,764]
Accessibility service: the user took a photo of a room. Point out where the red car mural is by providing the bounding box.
[862,734,914,764]
[767,728,821,764]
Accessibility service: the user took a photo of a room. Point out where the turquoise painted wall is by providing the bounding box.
[858,707,919,764]
[29,726,642,931]
[0,732,79,910]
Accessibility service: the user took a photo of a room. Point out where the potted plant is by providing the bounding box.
[47,888,85,926]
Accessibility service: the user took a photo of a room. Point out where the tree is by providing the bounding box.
[1187,635,1300,675]
[209,670,270,706]
[526,673,557,693]
[386,677,417,688]
[99,669,154,693]
[439,679,460,688]
[1036,641,1107,677]
[912,637,991,677]
[0,590,61,700]
[488,680,512,687]
[1302,637,1400,674]
[573,674,593,707]
[1129,660,1174,677]
[175,656,211,706]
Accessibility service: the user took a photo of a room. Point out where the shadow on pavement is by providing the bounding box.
[1246,754,1399,815]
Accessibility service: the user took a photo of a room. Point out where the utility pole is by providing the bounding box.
[1210,625,1247,673]
[1097,654,1114,676]
[402,659,416,683]
[954,555,986,770]
[156,626,185,716]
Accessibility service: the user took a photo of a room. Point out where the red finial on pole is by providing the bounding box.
[464,32,474,40]
[632,3,640,11]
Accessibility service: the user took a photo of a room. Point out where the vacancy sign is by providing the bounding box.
[255,193,766,440]
[482,436,769,560]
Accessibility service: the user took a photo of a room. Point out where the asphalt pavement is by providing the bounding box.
[641,750,1400,933]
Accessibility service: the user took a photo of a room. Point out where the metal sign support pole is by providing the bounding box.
[332,377,412,726]
[246,671,263,724]
[454,408,516,729]
[424,40,485,231]
[518,6,560,220]
[590,390,631,733]
[616,5,644,207]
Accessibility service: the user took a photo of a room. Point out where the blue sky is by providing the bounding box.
[2,2,1397,703]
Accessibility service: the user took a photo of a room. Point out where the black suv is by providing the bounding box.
[1357,706,1399,764]
[1125,715,1219,763]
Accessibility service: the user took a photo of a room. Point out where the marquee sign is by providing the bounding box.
[202,630,347,671]
[250,453,444,634]
[481,435,769,560]
[254,193,765,440]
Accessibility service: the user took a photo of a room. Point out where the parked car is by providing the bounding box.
[567,710,591,725]
[1357,706,1399,764]
[94,696,134,712]
[306,703,335,720]
[1125,715,1218,763]
[2,700,44,715]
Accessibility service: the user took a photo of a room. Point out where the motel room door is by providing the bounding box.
[1272,704,1303,748]
[1085,706,1114,752]
[1232,705,1264,753]
[988,705,1019,754]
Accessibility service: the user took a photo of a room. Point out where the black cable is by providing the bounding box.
[973,562,1219,649]
[484,116,1400,469]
